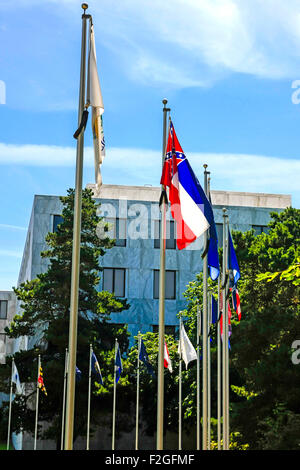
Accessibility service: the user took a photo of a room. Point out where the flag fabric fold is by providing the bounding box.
[207,190,220,281]
[139,339,155,377]
[228,230,240,287]
[12,362,22,395]
[211,295,218,325]
[91,351,104,385]
[38,364,47,396]
[160,121,213,250]
[164,340,173,373]
[231,286,241,321]
[178,322,197,369]
[87,22,105,187]
[115,343,123,384]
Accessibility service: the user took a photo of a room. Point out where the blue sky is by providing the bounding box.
[1,0,300,290]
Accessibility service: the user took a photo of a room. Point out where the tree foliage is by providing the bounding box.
[0,189,130,448]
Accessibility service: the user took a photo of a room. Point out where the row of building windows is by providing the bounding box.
[53,215,270,248]
[102,268,176,299]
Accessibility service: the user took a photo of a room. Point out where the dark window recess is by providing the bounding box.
[106,218,127,247]
[0,300,8,320]
[0,333,6,355]
[153,269,176,299]
[252,225,270,236]
[152,325,176,336]
[53,214,63,233]
[103,268,126,297]
[154,220,176,249]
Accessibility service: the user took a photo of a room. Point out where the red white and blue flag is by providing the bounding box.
[230,286,241,321]
[160,121,213,250]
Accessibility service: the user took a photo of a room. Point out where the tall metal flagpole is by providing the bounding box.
[135,333,141,450]
[202,164,209,450]
[112,339,118,451]
[207,293,211,450]
[225,214,230,449]
[34,355,41,450]
[64,3,90,450]
[196,303,201,450]
[87,344,92,450]
[178,316,183,451]
[217,275,221,450]
[156,99,170,450]
[222,208,229,450]
[7,358,14,450]
[61,348,68,450]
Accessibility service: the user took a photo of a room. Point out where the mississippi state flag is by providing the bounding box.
[160,121,212,250]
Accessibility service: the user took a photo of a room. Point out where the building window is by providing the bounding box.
[252,225,269,236]
[0,300,8,320]
[103,268,126,297]
[154,220,176,249]
[106,218,127,247]
[53,214,63,233]
[152,325,176,336]
[0,333,6,363]
[153,270,176,299]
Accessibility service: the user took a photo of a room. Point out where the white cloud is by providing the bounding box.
[0,224,27,231]
[5,0,300,93]
[0,249,23,258]
[83,0,300,85]
[0,141,298,205]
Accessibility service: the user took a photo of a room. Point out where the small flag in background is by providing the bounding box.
[91,351,104,385]
[178,322,197,369]
[164,340,173,373]
[87,22,105,187]
[220,302,232,348]
[160,121,213,250]
[38,365,47,396]
[228,230,240,287]
[76,366,82,382]
[12,362,22,395]
[115,343,123,384]
[139,339,155,377]
[207,188,220,281]
[211,295,218,325]
[231,286,241,321]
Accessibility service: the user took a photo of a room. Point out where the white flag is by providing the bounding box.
[12,362,22,395]
[178,322,197,369]
[164,340,173,373]
[87,23,105,187]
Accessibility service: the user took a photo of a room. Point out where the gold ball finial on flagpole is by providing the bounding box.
[82,3,88,11]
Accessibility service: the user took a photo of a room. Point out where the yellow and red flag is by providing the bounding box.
[38,365,47,396]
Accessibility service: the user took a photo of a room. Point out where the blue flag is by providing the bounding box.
[228,230,240,286]
[211,295,218,324]
[115,344,122,384]
[207,192,220,281]
[139,339,155,377]
[91,351,103,385]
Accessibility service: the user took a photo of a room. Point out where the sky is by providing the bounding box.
[0,0,300,290]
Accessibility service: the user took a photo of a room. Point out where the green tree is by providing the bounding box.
[0,188,130,449]
[229,207,300,449]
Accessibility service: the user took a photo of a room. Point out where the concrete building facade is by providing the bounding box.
[14,184,291,342]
